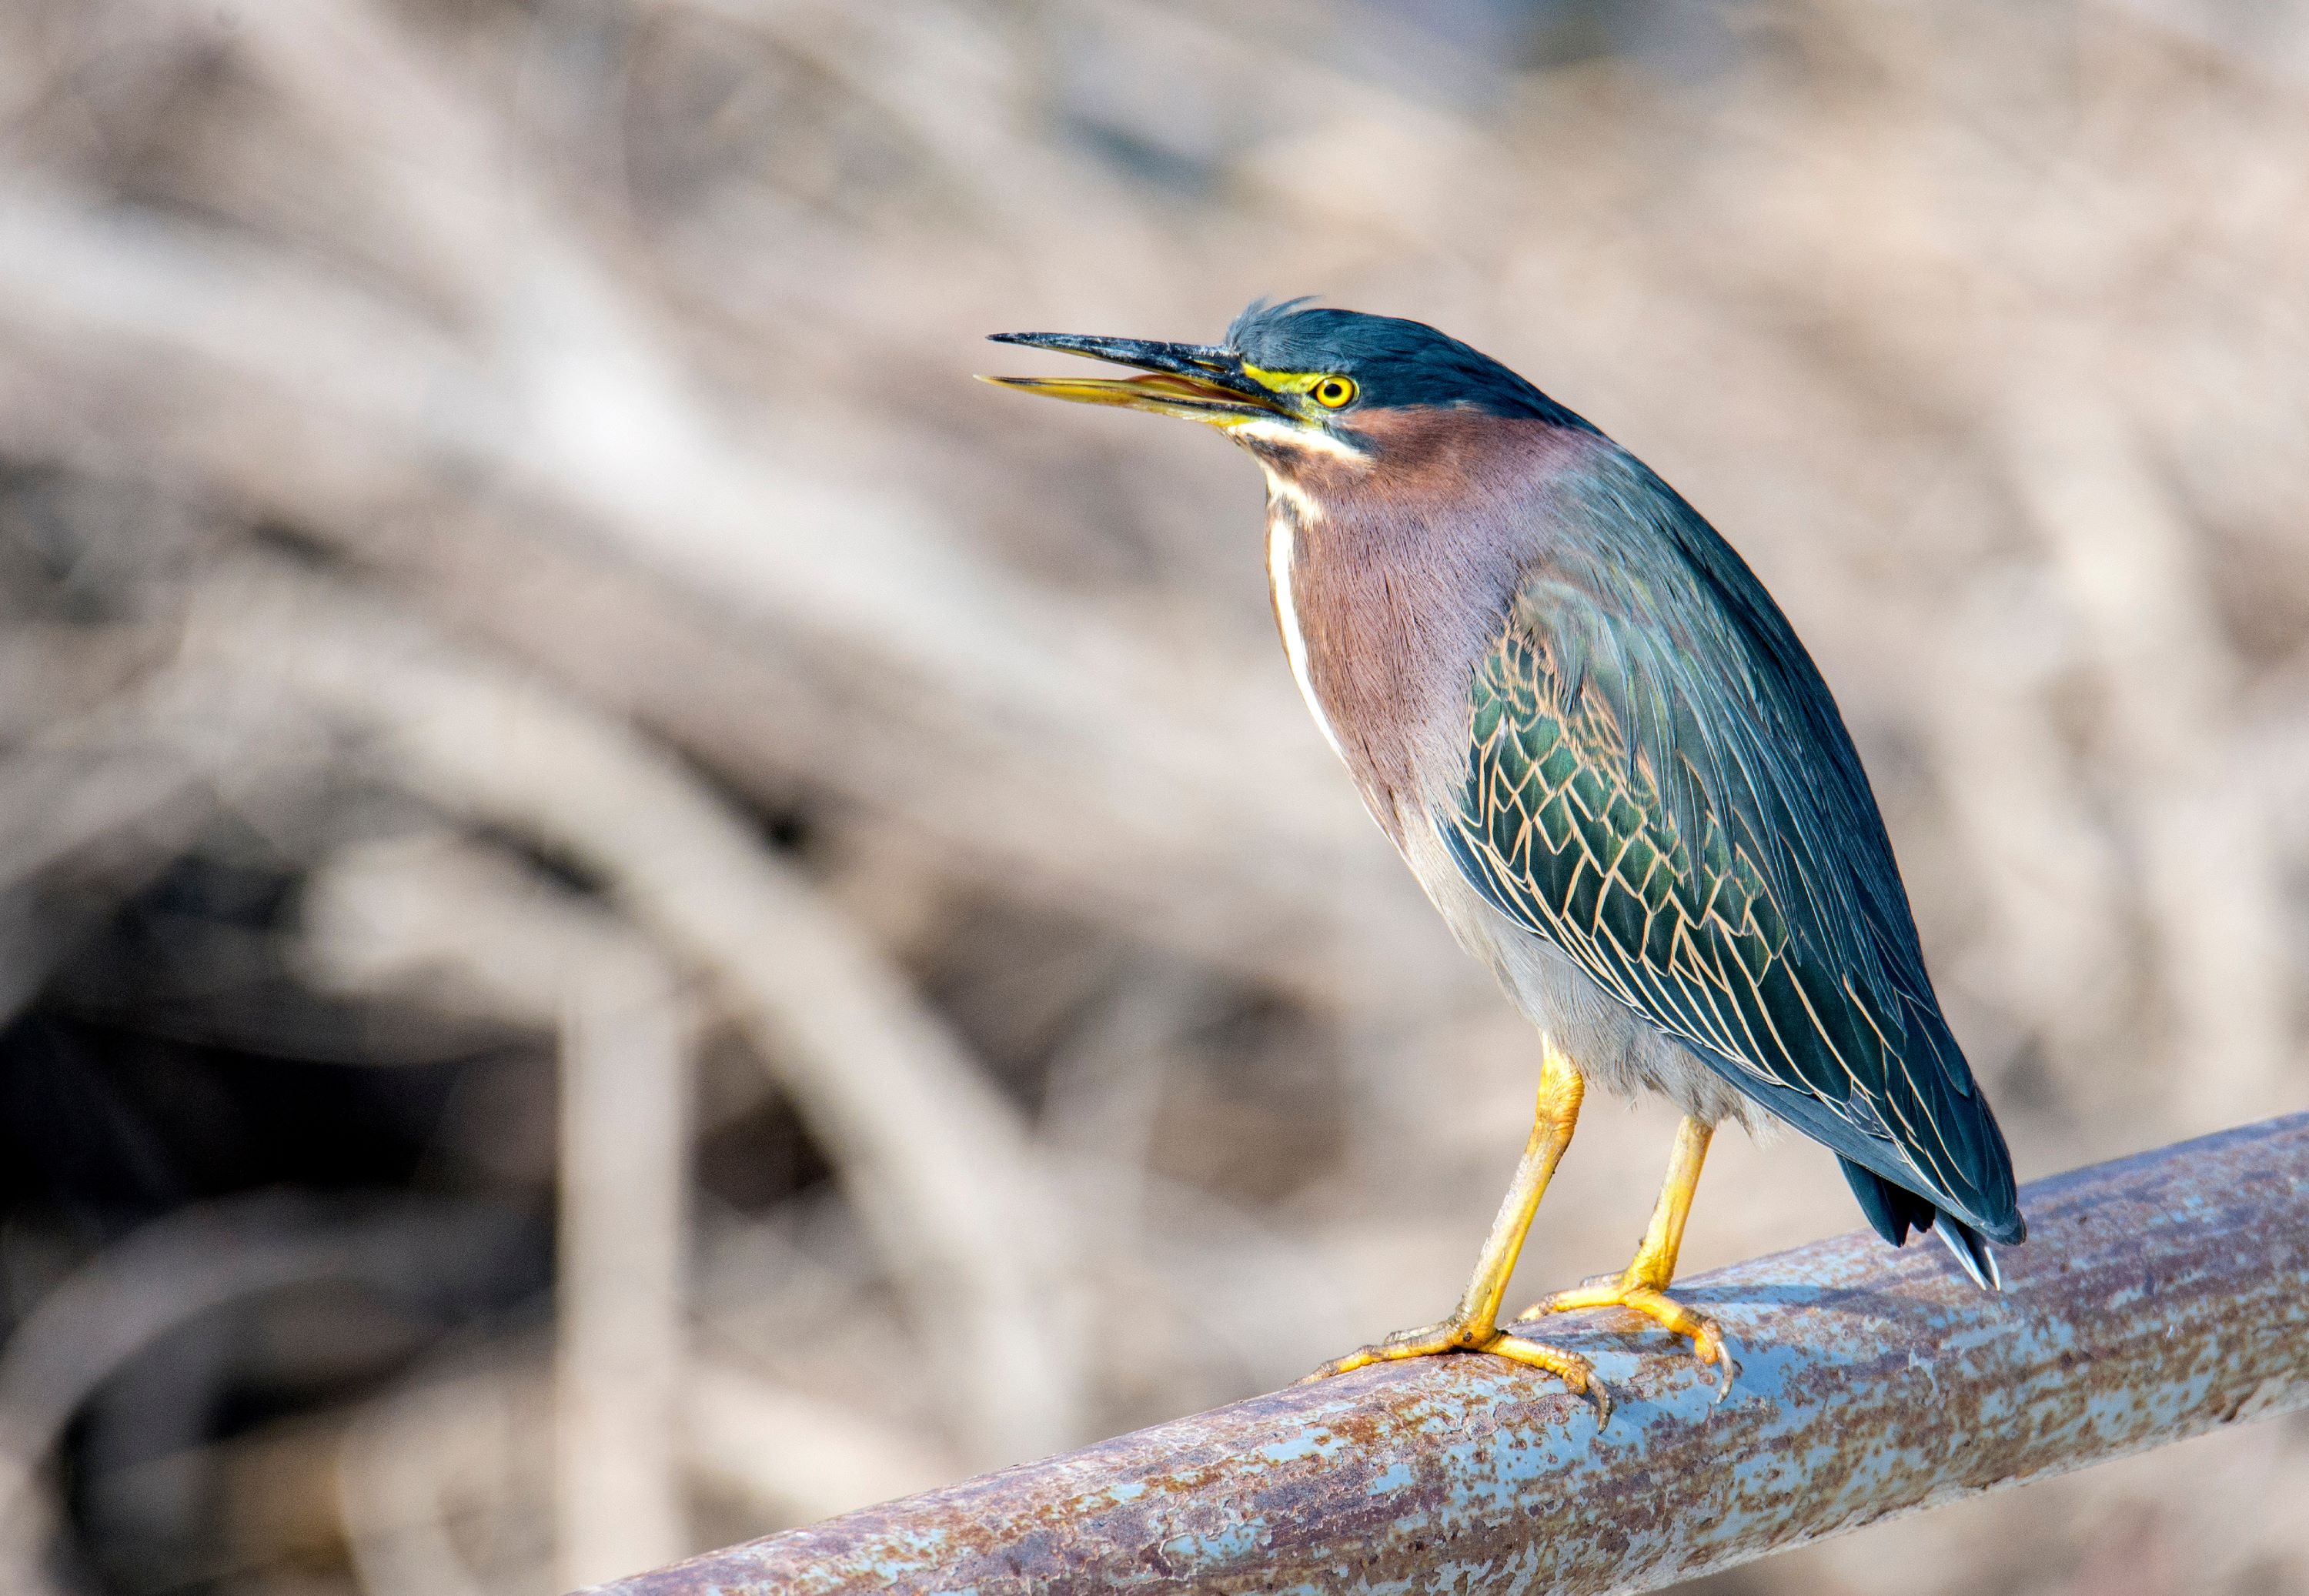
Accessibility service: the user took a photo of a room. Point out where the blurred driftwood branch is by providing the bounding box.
[190,557,1088,1463]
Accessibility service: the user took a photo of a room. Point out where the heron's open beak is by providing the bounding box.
[979,332,1291,426]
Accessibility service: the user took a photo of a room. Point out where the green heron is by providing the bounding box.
[985,301,2023,1414]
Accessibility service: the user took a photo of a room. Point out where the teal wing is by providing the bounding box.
[1441,454,2022,1244]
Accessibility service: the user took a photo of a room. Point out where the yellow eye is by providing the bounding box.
[1312,375,1357,409]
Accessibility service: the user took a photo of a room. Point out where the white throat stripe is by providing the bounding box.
[1231,417,1368,462]
[1265,508,1344,761]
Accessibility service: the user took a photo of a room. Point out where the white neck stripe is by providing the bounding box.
[1264,493,1345,762]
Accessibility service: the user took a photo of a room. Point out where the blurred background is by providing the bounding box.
[0,0,2304,1591]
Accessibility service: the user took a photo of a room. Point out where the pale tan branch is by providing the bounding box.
[194,558,1088,1461]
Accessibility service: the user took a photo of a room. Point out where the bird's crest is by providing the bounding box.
[1224,298,1601,428]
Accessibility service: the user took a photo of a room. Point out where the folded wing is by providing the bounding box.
[1440,452,2022,1245]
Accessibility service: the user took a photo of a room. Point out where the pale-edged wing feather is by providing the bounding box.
[1441,450,2022,1244]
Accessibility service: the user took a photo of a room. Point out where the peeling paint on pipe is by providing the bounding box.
[592,1114,2309,1594]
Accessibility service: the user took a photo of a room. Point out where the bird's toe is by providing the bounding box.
[1515,1278,1739,1397]
[1298,1315,1608,1420]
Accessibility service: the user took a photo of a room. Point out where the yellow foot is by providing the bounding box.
[1298,1317,1611,1424]
[1516,1275,1733,1397]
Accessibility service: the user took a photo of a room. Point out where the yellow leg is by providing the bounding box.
[1302,1040,1609,1421]
[1516,1114,1733,1394]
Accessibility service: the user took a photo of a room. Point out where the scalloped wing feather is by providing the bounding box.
[1445,458,2022,1244]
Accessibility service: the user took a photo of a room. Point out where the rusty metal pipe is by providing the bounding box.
[594,1115,2309,1594]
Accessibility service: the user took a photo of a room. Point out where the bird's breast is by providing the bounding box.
[1258,415,1587,848]
[1265,499,1506,850]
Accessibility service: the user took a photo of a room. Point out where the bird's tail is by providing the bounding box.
[1839,1157,2003,1292]
[1931,1210,2001,1291]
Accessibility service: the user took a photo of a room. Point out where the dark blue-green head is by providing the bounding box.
[983,299,1599,459]
[1225,298,1599,430]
